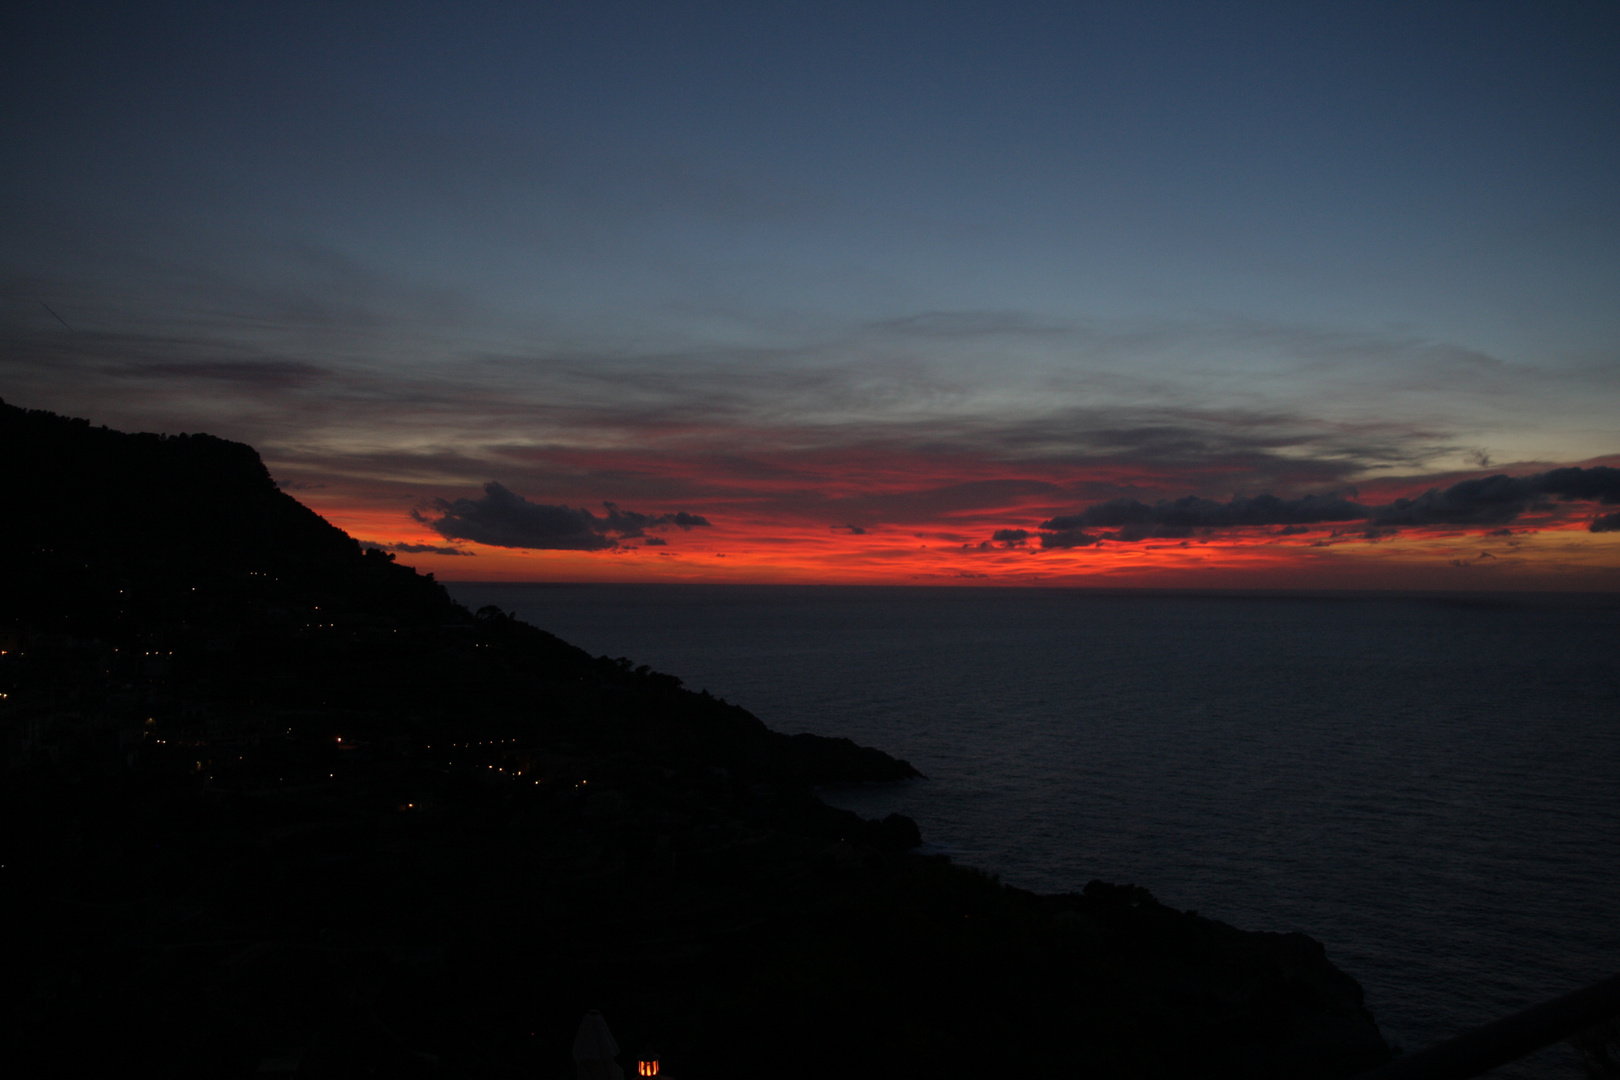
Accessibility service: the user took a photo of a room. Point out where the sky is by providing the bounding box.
[4,1,1619,589]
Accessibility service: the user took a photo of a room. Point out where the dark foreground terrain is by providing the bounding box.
[1,399,1392,1078]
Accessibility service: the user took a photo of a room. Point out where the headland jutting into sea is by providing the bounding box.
[1,398,1392,1078]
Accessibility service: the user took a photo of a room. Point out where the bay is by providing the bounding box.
[447,583,1620,1078]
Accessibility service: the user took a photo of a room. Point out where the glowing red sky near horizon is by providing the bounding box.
[285,438,1620,590]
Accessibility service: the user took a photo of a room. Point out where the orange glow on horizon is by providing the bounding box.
[300,501,1620,591]
[281,453,1620,592]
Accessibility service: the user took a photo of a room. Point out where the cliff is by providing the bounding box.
[0,399,1392,1078]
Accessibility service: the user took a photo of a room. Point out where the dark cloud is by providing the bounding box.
[1369,475,1543,527]
[640,536,668,546]
[1104,523,1194,542]
[968,527,1034,551]
[598,502,712,538]
[364,541,475,556]
[998,467,1620,547]
[1539,466,1620,504]
[418,485,613,550]
[416,482,712,551]
[1369,467,1620,527]
[1039,529,1102,549]
[832,524,867,535]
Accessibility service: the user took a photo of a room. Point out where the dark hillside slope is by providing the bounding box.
[0,399,1392,1079]
[0,399,457,631]
[0,398,916,784]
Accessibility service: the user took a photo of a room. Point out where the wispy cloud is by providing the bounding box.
[124,360,332,388]
[5,289,1617,578]
[4,288,1600,465]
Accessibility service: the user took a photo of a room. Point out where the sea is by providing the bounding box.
[447,583,1620,1079]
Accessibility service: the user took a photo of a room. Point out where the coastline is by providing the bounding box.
[2,400,1393,1077]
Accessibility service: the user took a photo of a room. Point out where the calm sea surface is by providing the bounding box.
[447,584,1620,1078]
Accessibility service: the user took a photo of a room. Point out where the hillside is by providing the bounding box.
[0,399,1392,1078]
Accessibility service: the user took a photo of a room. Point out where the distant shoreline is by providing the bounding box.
[444,579,1620,600]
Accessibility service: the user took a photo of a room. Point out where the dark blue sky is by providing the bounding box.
[4,2,1618,584]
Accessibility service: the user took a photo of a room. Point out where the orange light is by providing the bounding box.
[638,1060,659,1076]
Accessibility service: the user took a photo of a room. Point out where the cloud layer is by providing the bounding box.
[417,482,710,551]
[1012,467,1620,548]
[368,541,475,557]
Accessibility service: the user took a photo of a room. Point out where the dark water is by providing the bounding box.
[447,583,1620,1078]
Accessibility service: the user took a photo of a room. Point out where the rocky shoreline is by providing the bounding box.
[2,399,1392,1077]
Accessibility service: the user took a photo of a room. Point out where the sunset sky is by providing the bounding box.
[4,2,1618,588]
